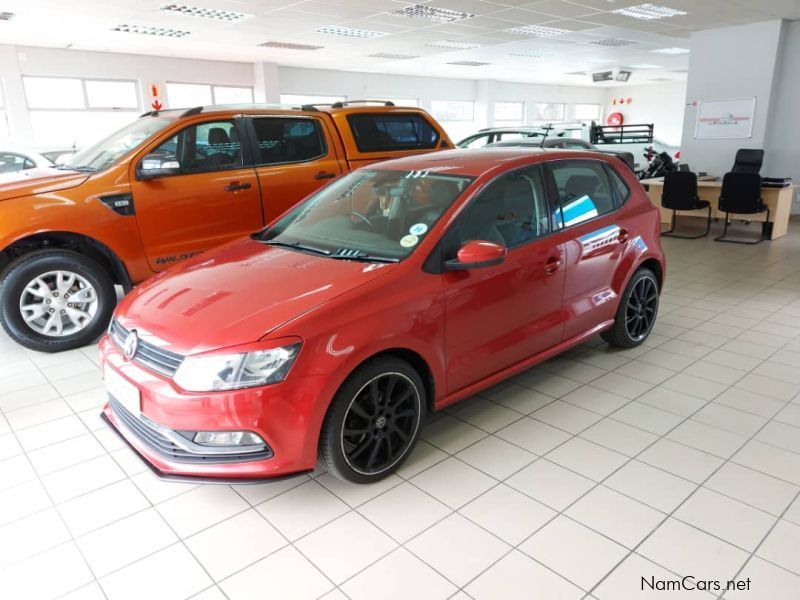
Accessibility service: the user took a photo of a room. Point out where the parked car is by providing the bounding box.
[487,137,637,172]
[457,125,585,149]
[0,101,452,352]
[0,146,56,183]
[100,148,665,483]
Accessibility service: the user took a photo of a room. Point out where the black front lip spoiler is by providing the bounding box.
[100,412,312,485]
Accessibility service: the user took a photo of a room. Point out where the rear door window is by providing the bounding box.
[549,160,616,228]
[347,113,440,152]
[250,117,326,165]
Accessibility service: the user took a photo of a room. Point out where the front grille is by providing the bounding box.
[110,320,184,377]
[108,396,273,464]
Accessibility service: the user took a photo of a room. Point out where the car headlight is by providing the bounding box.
[173,342,301,392]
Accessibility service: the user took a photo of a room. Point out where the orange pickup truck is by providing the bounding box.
[0,101,452,351]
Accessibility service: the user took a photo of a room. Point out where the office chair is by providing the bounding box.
[661,171,711,238]
[731,149,764,174]
[715,172,770,244]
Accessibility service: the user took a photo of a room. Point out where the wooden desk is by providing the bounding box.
[641,178,796,239]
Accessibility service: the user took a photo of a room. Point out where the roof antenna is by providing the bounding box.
[539,124,553,148]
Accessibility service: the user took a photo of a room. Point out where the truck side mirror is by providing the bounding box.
[137,156,181,180]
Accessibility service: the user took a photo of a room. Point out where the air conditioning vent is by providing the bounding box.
[447,60,490,66]
[258,41,323,50]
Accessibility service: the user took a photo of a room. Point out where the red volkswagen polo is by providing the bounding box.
[100,148,664,483]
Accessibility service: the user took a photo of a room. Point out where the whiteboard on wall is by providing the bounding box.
[694,97,756,139]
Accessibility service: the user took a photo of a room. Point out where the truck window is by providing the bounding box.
[146,120,243,174]
[251,117,326,165]
[346,113,440,152]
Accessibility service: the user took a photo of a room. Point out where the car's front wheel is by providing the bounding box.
[601,267,660,348]
[0,250,117,352]
[319,357,425,483]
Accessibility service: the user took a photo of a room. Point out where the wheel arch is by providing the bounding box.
[638,257,663,290]
[0,231,132,291]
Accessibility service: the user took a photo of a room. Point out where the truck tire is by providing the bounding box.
[0,250,117,352]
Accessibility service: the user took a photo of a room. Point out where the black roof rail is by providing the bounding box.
[181,106,204,117]
[177,103,320,118]
[329,100,395,109]
[139,110,160,118]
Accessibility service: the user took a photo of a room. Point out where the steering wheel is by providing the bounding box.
[350,211,374,227]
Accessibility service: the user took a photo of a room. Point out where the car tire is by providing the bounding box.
[319,356,425,483]
[0,250,117,353]
[601,267,659,348]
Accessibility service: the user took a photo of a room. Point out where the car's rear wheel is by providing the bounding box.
[0,251,116,352]
[319,357,424,483]
[601,267,659,348]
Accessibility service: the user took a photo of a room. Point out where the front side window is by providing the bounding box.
[550,160,615,228]
[0,153,34,173]
[251,117,325,165]
[144,120,242,174]
[444,167,550,258]
[262,169,473,260]
[347,113,440,152]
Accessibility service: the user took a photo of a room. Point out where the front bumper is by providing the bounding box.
[99,335,328,480]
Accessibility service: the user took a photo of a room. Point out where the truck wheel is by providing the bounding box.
[0,251,116,352]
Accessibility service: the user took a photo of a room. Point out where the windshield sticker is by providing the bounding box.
[409,223,428,236]
[400,234,419,248]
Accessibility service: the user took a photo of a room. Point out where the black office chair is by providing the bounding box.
[731,149,764,174]
[661,171,711,238]
[715,172,770,244]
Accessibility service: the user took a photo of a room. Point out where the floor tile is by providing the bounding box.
[588,372,653,399]
[466,550,583,600]
[733,440,800,485]
[615,360,675,385]
[725,556,800,599]
[486,383,555,414]
[756,519,800,575]
[667,419,746,459]
[407,513,509,587]
[735,373,799,402]
[0,507,71,570]
[532,400,602,434]
[452,399,522,433]
[662,373,727,400]
[0,542,94,600]
[636,386,707,417]
[605,460,697,514]
[515,369,584,398]
[256,480,348,541]
[420,415,488,454]
[461,484,556,545]
[316,471,402,508]
[566,485,664,549]
[546,437,628,482]
[495,416,572,455]
[705,462,799,516]
[755,421,800,454]
[410,457,495,509]
[506,459,595,511]
[358,481,450,543]
[455,435,536,480]
[638,518,748,582]
[594,552,716,600]
[220,546,332,600]
[713,387,786,419]
[100,543,212,600]
[342,548,457,600]
[40,454,126,504]
[396,440,448,478]
[638,439,723,484]
[520,515,627,591]
[59,479,150,537]
[560,386,629,416]
[0,479,53,527]
[26,433,106,476]
[579,418,657,457]
[692,403,767,437]
[156,485,249,538]
[611,401,683,435]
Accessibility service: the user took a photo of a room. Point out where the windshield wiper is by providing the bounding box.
[261,240,331,255]
[55,165,97,173]
[329,250,399,264]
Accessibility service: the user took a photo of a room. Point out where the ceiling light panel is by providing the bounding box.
[589,38,638,47]
[391,4,474,23]
[427,40,483,49]
[506,25,569,37]
[612,4,687,20]
[651,47,690,54]
[509,50,555,58]
[0,11,14,20]
[447,60,490,66]
[158,4,251,22]
[369,53,419,60]
[258,41,323,50]
[317,26,386,38]
[112,24,191,37]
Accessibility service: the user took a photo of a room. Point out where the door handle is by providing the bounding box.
[225,182,251,192]
[545,256,562,274]
[618,228,629,243]
[315,171,336,180]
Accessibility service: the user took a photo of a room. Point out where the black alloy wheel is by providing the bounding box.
[625,275,658,341]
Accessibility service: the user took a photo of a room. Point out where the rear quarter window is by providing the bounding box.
[347,113,440,152]
[605,164,631,207]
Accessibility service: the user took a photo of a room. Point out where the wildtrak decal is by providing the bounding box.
[155,252,202,265]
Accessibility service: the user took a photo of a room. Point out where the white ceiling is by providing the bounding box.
[1,0,798,86]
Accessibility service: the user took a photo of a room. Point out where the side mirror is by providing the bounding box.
[137,156,181,180]
[445,240,507,271]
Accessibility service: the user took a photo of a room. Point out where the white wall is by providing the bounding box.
[602,81,687,147]
[679,20,784,177]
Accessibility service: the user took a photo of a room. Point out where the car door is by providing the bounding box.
[442,166,567,394]
[131,118,262,271]
[246,115,345,223]
[546,159,633,340]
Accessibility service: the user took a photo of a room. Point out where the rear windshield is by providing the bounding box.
[347,113,440,153]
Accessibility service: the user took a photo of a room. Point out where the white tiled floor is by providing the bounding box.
[2,222,800,600]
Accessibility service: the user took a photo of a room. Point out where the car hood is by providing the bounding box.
[116,237,398,355]
[0,171,90,201]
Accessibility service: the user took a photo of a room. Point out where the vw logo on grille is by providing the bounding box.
[123,329,139,360]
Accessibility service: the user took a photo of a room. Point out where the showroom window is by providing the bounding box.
[431,100,476,143]
[22,76,140,147]
[494,101,525,127]
[386,98,419,107]
[347,113,439,152]
[280,94,347,107]
[0,85,8,138]
[574,103,602,122]
[166,82,254,108]
[251,117,326,165]
[529,102,566,124]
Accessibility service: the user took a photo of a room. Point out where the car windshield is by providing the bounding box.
[260,169,474,261]
[66,116,175,172]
